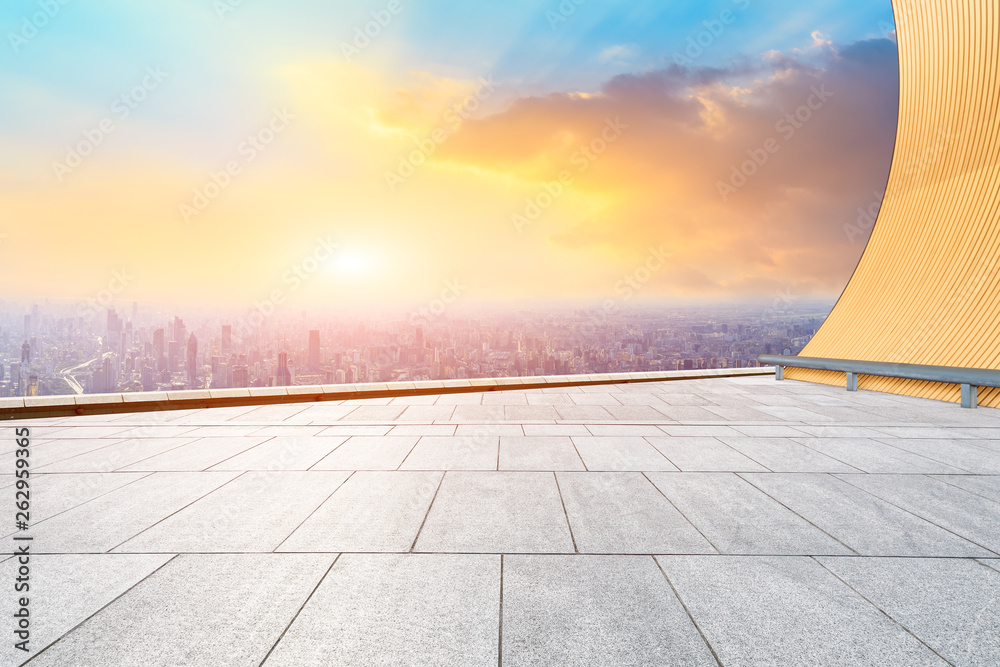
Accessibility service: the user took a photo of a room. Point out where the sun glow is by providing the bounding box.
[331,250,372,276]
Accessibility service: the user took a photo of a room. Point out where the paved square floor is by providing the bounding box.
[4,376,1000,665]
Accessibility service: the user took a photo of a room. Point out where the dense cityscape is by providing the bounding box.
[0,299,832,397]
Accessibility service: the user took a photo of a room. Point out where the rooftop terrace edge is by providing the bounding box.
[0,367,772,421]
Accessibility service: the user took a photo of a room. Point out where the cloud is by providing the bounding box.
[0,34,901,306]
[598,44,637,64]
[435,36,900,297]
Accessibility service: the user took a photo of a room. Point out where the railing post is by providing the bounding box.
[961,383,978,408]
[775,366,784,381]
[846,372,858,392]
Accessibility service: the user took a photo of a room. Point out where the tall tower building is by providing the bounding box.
[308,330,320,371]
[232,365,248,388]
[168,340,180,373]
[275,352,291,386]
[141,364,155,392]
[153,329,165,371]
[107,309,123,338]
[21,340,30,363]
[173,317,186,352]
[222,325,232,354]
[187,333,199,389]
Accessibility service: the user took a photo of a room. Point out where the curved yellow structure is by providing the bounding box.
[787,0,1000,407]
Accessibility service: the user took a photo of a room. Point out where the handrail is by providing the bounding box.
[757,354,999,408]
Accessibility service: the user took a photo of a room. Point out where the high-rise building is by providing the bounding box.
[107,309,123,338]
[172,317,186,352]
[153,329,165,371]
[141,365,155,392]
[168,340,180,372]
[211,356,225,388]
[308,330,320,371]
[91,357,116,394]
[275,352,291,386]
[232,365,248,388]
[187,333,199,389]
[222,325,232,354]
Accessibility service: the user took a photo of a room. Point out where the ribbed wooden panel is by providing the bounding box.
[786,0,1000,407]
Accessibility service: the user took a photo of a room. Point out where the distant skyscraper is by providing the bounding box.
[275,352,291,386]
[187,333,199,389]
[21,340,30,363]
[107,309,122,336]
[153,328,165,371]
[308,330,320,371]
[222,325,232,354]
[141,365,155,392]
[211,356,224,388]
[91,357,115,394]
[168,340,180,372]
[172,317,186,352]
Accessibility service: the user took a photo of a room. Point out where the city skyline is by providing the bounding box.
[0,298,831,397]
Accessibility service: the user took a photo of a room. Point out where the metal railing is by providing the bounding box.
[758,354,1000,408]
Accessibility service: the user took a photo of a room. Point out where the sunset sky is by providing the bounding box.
[0,0,899,311]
